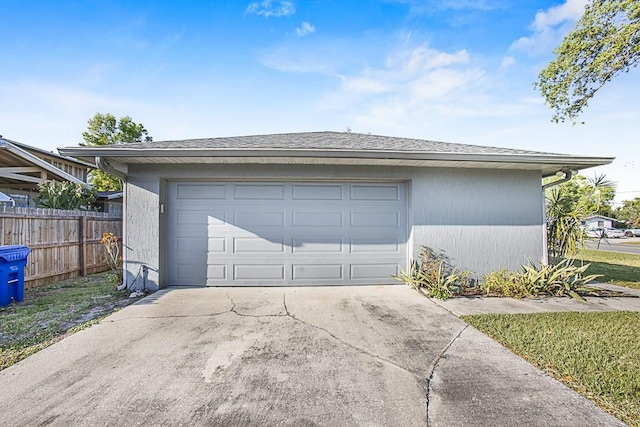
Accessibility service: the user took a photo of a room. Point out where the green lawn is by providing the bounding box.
[576,249,640,289]
[463,311,640,426]
[0,273,140,371]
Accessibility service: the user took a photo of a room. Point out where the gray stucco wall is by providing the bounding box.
[124,163,544,290]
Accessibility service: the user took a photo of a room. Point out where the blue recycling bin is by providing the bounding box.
[0,245,31,306]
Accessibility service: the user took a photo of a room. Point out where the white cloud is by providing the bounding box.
[397,46,469,72]
[336,45,476,99]
[510,0,587,53]
[295,21,315,37]
[340,74,387,94]
[246,0,295,18]
[410,68,483,101]
[500,56,515,69]
[316,43,493,129]
[0,80,141,112]
[531,0,587,32]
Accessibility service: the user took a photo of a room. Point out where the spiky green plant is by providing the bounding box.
[518,258,602,301]
[35,181,96,210]
[546,186,589,261]
[394,246,471,299]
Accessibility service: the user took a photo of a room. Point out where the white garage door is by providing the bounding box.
[166,181,408,286]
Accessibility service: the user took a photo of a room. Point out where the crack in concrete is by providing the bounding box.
[282,291,291,316]
[101,310,234,322]
[280,290,421,384]
[226,291,288,318]
[425,324,468,427]
[108,289,437,420]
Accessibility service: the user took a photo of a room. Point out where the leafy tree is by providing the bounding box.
[547,174,616,216]
[81,113,152,191]
[36,181,96,210]
[585,173,616,216]
[535,0,640,123]
[616,197,640,227]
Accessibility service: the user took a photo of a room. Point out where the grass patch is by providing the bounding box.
[0,273,141,371]
[463,311,640,426]
[576,249,640,289]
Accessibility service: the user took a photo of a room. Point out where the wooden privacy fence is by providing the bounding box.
[0,207,122,287]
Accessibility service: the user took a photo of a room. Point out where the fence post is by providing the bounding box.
[79,215,88,276]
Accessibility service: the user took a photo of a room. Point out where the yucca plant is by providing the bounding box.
[394,246,471,299]
[518,258,602,300]
[36,181,96,210]
[546,186,589,261]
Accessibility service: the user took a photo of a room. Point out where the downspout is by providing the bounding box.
[541,168,576,264]
[96,156,127,181]
[542,168,574,191]
[96,157,128,291]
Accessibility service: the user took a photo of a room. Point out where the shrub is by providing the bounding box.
[101,232,123,284]
[480,259,602,300]
[480,269,530,299]
[36,180,96,210]
[518,258,601,300]
[394,246,471,299]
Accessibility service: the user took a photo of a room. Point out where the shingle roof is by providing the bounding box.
[58,131,614,178]
[125,131,562,156]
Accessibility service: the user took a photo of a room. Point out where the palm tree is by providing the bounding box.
[587,173,616,215]
[546,186,588,262]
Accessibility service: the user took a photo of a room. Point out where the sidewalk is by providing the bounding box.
[429,283,640,316]
[425,284,633,426]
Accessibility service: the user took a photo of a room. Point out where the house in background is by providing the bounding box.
[0,137,94,207]
[95,191,123,215]
[60,131,614,291]
[582,215,617,229]
[0,191,15,207]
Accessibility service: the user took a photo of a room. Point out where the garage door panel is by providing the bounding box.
[167,181,407,286]
[207,265,227,280]
[293,184,343,200]
[233,237,286,253]
[292,239,344,253]
[351,264,399,279]
[177,183,227,200]
[176,262,207,283]
[292,211,343,227]
[293,264,343,280]
[350,184,400,201]
[234,211,285,227]
[234,264,285,280]
[208,238,226,253]
[177,210,227,226]
[176,236,208,252]
[234,184,285,200]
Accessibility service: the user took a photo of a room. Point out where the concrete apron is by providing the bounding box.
[0,286,624,426]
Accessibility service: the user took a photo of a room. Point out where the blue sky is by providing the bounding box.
[1,0,638,204]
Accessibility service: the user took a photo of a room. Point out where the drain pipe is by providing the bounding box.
[542,168,575,191]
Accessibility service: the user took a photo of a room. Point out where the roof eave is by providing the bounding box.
[2,143,88,185]
[57,147,614,168]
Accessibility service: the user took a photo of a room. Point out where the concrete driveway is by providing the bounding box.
[0,286,624,426]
